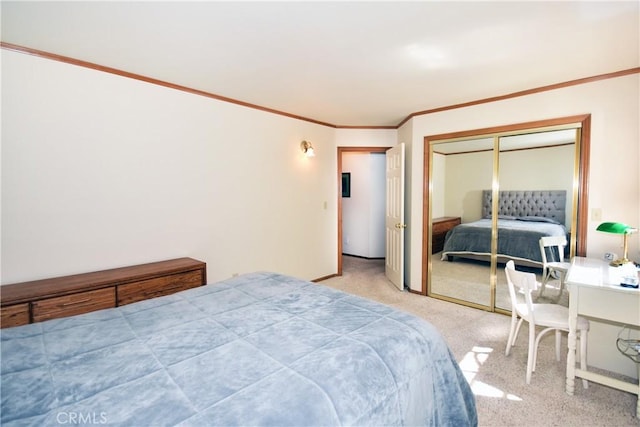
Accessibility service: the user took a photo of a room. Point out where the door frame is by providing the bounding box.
[337,146,391,276]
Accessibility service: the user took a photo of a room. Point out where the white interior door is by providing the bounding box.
[385,143,405,290]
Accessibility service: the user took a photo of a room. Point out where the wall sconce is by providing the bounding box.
[597,221,638,266]
[300,140,315,157]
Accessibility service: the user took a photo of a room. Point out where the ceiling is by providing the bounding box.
[1,1,638,127]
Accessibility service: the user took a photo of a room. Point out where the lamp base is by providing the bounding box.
[610,258,630,267]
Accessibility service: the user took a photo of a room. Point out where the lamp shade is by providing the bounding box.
[300,140,315,157]
[596,222,634,234]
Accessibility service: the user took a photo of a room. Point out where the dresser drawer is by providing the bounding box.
[0,258,206,326]
[117,270,203,306]
[432,217,461,234]
[1,303,30,328]
[432,234,448,254]
[432,217,461,253]
[32,287,116,323]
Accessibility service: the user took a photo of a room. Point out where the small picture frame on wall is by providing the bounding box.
[342,173,351,197]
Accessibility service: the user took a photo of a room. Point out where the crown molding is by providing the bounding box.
[2,42,638,130]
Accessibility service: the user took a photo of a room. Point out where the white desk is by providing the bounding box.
[566,257,640,418]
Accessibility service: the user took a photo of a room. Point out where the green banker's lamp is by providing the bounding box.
[596,222,638,266]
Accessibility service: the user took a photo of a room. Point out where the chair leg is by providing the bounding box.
[558,270,566,295]
[533,327,558,372]
[513,318,524,347]
[539,267,548,299]
[505,314,519,356]
[526,322,535,384]
[580,328,589,389]
[551,270,566,302]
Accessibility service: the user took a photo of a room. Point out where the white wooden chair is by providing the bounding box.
[504,260,589,386]
[538,235,571,300]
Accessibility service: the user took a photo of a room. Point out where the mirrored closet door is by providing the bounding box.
[423,116,589,313]
[494,129,578,312]
[429,137,494,309]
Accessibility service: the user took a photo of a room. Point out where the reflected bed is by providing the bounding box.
[441,190,568,267]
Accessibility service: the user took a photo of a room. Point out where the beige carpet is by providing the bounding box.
[430,254,570,310]
[320,256,638,427]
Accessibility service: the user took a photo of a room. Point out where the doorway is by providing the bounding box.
[337,147,390,276]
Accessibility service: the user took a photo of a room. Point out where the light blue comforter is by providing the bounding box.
[443,218,567,263]
[1,272,477,426]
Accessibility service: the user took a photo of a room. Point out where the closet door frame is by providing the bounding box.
[421,114,591,312]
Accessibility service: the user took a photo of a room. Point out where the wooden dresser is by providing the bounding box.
[432,216,461,253]
[0,257,206,328]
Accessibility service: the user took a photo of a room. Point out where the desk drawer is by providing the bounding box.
[32,288,116,323]
[578,287,640,326]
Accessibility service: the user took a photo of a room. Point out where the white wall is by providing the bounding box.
[397,123,413,287]
[500,145,575,222]
[444,151,493,222]
[437,145,574,225]
[335,129,397,147]
[1,50,338,283]
[430,153,446,219]
[368,153,386,257]
[341,152,385,258]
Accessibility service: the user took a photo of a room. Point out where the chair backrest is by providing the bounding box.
[539,235,568,264]
[505,260,538,322]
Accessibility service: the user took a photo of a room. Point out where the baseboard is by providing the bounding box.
[342,254,384,260]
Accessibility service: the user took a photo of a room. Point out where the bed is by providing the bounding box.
[1,270,477,426]
[441,190,568,267]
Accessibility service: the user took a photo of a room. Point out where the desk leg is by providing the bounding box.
[566,291,578,395]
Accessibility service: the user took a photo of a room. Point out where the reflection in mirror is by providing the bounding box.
[495,129,577,312]
[425,119,586,314]
[430,137,493,308]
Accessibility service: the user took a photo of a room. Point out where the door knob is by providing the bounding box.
[395,223,407,229]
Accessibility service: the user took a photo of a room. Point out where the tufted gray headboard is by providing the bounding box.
[481,190,566,225]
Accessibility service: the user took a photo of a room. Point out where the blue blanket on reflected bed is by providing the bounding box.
[1,272,476,427]
[442,218,567,264]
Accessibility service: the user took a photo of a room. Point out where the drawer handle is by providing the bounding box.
[61,298,91,306]
[145,286,182,295]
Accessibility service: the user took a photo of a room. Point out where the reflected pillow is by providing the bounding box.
[485,214,516,220]
[517,216,561,225]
